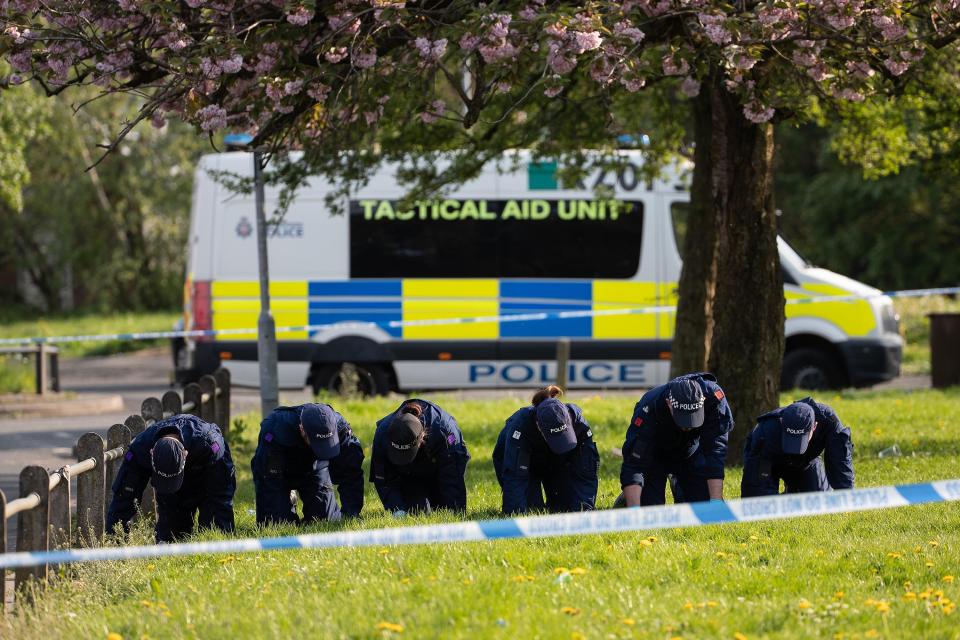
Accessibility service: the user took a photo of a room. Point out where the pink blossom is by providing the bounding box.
[307,82,330,102]
[286,6,313,27]
[680,77,700,97]
[353,49,377,69]
[806,63,829,82]
[743,102,775,124]
[613,20,645,44]
[834,87,865,102]
[845,60,875,79]
[621,76,645,92]
[459,33,481,51]
[873,15,907,41]
[662,55,690,76]
[197,104,228,131]
[699,13,732,45]
[884,57,909,76]
[283,79,303,95]
[151,110,167,129]
[544,84,563,97]
[328,12,359,34]
[570,30,602,54]
[414,37,447,62]
[325,47,348,63]
[419,99,446,123]
[825,14,855,30]
[220,54,243,74]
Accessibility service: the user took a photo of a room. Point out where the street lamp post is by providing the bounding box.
[253,149,279,416]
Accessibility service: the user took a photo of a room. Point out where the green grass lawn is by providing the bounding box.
[0,311,179,393]
[5,389,960,639]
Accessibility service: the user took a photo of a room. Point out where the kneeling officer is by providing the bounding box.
[493,386,599,514]
[106,414,236,542]
[620,372,733,507]
[741,398,854,497]
[370,399,470,515]
[252,403,364,524]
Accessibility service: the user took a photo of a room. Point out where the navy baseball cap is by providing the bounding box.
[301,403,341,460]
[535,398,577,454]
[150,437,187,494]
[781,402,816,455]
[666,378,706,429]
[387,412,424,466]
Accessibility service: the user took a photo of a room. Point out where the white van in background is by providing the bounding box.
[174,151,901,393]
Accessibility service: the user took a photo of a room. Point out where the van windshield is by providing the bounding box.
[778,236,812,270]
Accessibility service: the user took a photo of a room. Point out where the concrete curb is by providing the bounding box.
[0,393,124,418]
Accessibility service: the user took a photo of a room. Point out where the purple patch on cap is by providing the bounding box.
[124,451,134,461]
[447,434,456,446]
[211,442,220,454]
[264,433,274,442]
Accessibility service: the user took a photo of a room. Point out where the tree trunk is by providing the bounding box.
[673,73,784,465]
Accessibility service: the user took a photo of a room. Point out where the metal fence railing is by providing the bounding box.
[0,367,231,612]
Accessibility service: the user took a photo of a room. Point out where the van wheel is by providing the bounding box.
[781,348,843,390]
[310,363,390,396]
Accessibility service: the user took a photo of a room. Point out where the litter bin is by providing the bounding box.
[929,313,960,388]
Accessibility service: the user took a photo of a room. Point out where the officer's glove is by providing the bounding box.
[392,510,407,518]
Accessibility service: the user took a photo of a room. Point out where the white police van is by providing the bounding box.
[175,151,902,393]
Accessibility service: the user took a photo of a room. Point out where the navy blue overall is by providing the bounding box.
[619,373,733,505]
[492,403,599,514]
[251,405,364,524]
[369,399,470,514]
[741,397,854,497]
[106,414,236,542]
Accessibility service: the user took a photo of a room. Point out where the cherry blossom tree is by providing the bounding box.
[3,0,959,457]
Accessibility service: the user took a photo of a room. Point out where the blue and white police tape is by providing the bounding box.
[0,479,957,569]
[0,285,957,347]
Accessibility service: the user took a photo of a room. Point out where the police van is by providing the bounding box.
[176,151,902,393]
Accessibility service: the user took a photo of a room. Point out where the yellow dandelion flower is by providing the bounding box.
[400,578,410,584]
[919,590,932,600]
[378,549,390,555]
[914,546,923,553]
[875,602,891,614]
[886,552,902,559]
[647,536,658,543]
[944,603,956,615]
[462,578,473,585]
[903,592,917,601]
[621,618,636,626]
[798,600,812,610]
[927,561,935,568]
[670,636,683,640]
[683,602,694,610]
[929,540,940,547]
[554,567,570,574]
[904,581,913,590]
[375,621,404,633]
[639,539,653,547]
[944,575,955,584]
[511,575,534,583]
[734,633,748,640]
[706,600,718,608]
[834,591,845,600]
[873,428,882,436]
[749,534,759,541]
[571,633,586,640]
[570,567,587,575]
[146,564,155,570]
[561,606,581,616]
[715,551,728,559]
[107,634,123,640]
[865,630,879,638]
